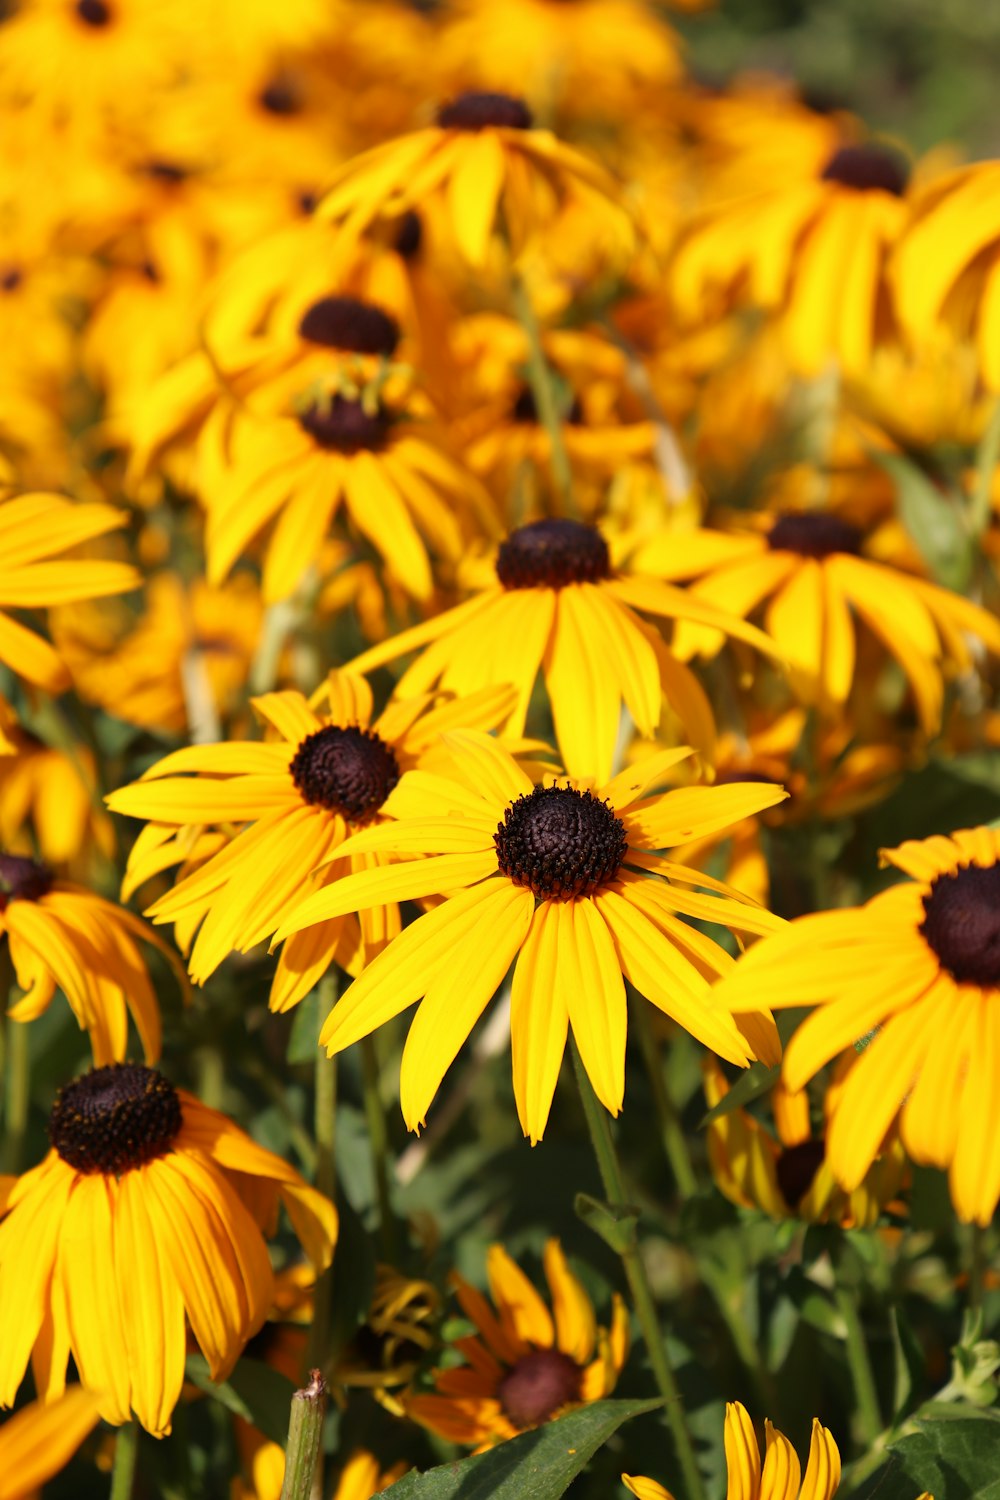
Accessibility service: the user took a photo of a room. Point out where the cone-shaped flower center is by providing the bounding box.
[496,519,611,591]
[0,854,53,908]
[920,862,1000,985]
[298,296,400,357]
[775,1138,826,1209]
[76,0,112,25]
[298,395,391,453]
[767,512,862,559]
[495,786,627,900]
[290,725,401,820]
[437,91,533,132]
[821,143,909,196]
[498,1348,582,1428]
[394,210,423,260]
[50,1064,182,1175]
[259,75,303,115]
[512,385,583,426]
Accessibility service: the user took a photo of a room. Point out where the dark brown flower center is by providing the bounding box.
[50,1064,182,1175]
[298,296,400,357]
[775,1137,826,1209]
[290,725,400,820]
[821,144,909,197]
[498,1348,581,1429]
[76,0,112,25]
[495,786,627,901]
[495,519,611,591]
[1,267,23,293]
[767,512,863,559]
[394,210,423,260]
[437,92,533,132]
[298,395,391,453]
[0,854,53,909]
[259,75,303,116]
[512,386,584,426]
[920,862,1000,986]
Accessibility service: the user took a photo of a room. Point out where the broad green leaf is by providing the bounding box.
[873,450,974,592]
[379,1397,662,1500]
[852,1411,1000,1499]
[699,1063,779,1127]
[185,1355,296,1448]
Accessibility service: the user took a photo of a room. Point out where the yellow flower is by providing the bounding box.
[276,731,786,1141]
[0,1062,337,1436]
[0,728,114,873]
[316,91,628,268]
[0,1385,103,1500]
[345,517,780,784]
[107,674,517,1003]
[623,1401,842,1500]
[710,826,1000,1227]
[629,511,1000,735]
[328,1452,410,1500]
[405,1239,628,1449]
[0,853,186,1065]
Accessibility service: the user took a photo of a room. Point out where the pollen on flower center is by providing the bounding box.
[920,862,1000,985]
[775,1138,826,1209]
[436,91,534,132]
[495,785,627,901]
[49,1064,182,1175]
[290,724,401,819]
[498,1347,582,1429]
[298,296,400,357]
[0,853,54,909]
[495,519,612,591]
[821,143,909,196]
[76,0,112,25]
[767,512,863,559]
[298,394,391,453]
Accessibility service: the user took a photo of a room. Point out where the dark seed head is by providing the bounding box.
[259,75,302,116]
[297,296,400,357]
[0,267,23,292]
[495,519,611,591]
[512,386,584,426]
[76,0,112,25]
[498,1348,581,1429]
[495,785,627,901]
[767,512,863,560]
[0,854,53,910]
[144,160,188,184]
[49,1064,182,1176]
[394,210,423,260]
[821,143,909,197]
[920,862,1000,986]
[290,724,400,820]
[437,92,533,132]
[298,395,391,454]
[775,1137,826,1209]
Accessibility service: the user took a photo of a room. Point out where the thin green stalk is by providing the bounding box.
[572,1043,707,1500]
[971,393,1000,538]
[632,1001,697,1202]
[511,275,575,514]
[4,1017,29,1175]
[969,1223,987,1319]
[834,1282,882,1448]
[361,1034,397,1261]
[279,1371,327,1500]
[307,975,339,1380]
[109,1421,139,1500]
[699,1260,778,1417]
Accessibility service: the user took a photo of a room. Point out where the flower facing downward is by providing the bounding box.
[405,1239,627,1449]
[0,1064,337,1436]
[275,732,787,1141]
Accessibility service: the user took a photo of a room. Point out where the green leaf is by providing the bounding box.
[852,1411,1000,1499]
[574,1192,638,1253]
[378,1397,662,1500]
[326,1185,377,1366]
[184,1355,296,1448]
[699,1063,779,1127]
[890,1307,925,1427]
[872,450,974,592]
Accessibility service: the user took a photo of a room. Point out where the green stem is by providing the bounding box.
[109,1421,139,1500]
[699,1260,778,1417]
[834,1282,882,1448]
[632,1002,697,1202]
[279,1371,327,1500]
[4,1016,29,1175]
[361,1034,397,1261]
[971,393,1000,538]
[572,1043,707,1500]
[307,976,339,1380]
[511,276,575,515]
[969,1223,987,1319]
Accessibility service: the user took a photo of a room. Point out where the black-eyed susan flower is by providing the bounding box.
[704,1056,907,1228]
[0,1385,103,1500]
[630,511,1000,735]
[107,674,517,1005]
[0,1062,337,1436]
[344,517,781,784]
[623,1400,844,1500]
[316,91,628,268]
[0,853,185,1065]
[0,728,114,873]
[276,731,786,1140]
[711,827,1000,1227]
[405,1239,628,1449]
